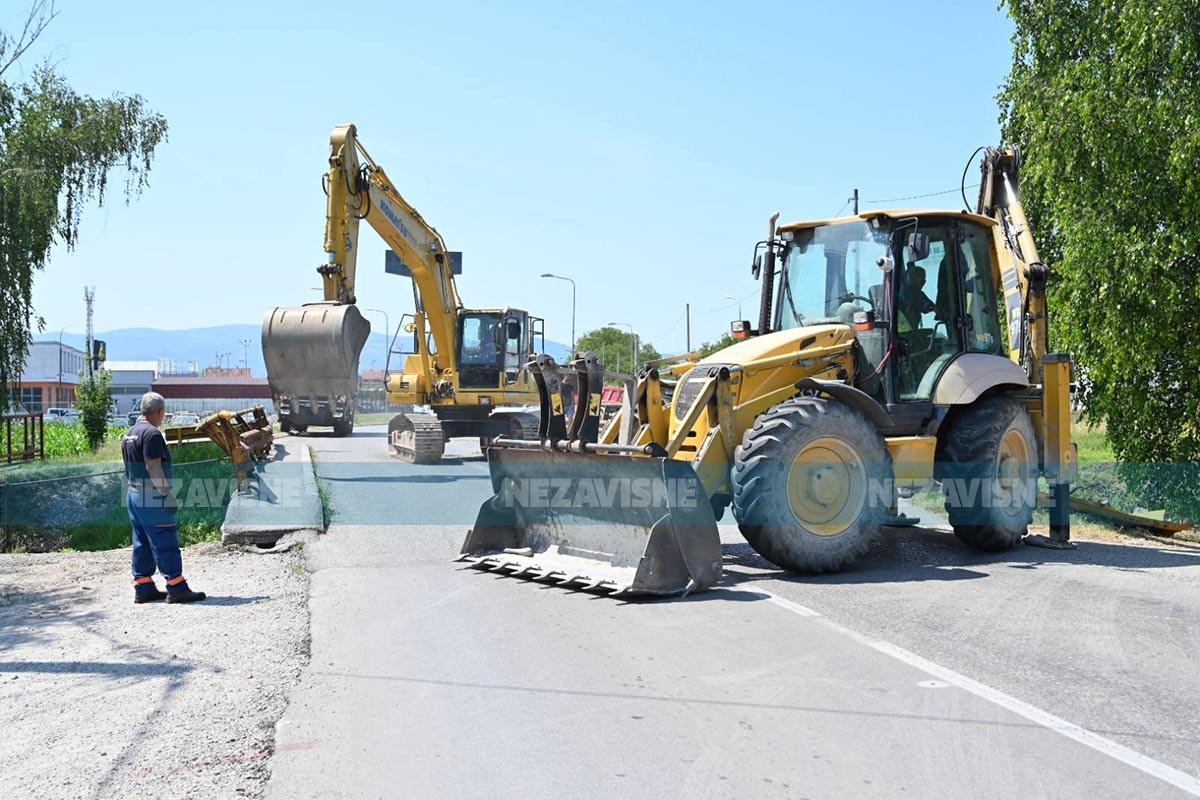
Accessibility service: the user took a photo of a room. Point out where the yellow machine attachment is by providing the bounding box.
[197,406,276,489]
[460,354,723,595]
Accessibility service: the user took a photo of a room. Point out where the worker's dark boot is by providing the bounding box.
[165,578,207,604]
[134,579,167,604]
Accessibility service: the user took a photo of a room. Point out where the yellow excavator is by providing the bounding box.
[263,124,542,458]
[461,146,1077,595]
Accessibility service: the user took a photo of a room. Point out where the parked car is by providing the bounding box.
[45,407,72,420]
[165,412,202,428]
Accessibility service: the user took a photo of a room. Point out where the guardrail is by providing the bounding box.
[3,413,44,464]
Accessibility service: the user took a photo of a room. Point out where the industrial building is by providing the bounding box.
[13,341,88,413]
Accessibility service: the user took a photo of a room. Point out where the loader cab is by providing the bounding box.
[891,218,1004,402]
[457,309,540,389]
[774,213,1004,428]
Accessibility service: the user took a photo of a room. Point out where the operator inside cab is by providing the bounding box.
[897,265,937,332]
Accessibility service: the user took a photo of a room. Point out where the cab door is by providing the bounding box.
[889,219,1005,414]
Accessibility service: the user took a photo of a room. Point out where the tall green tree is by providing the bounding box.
[1000,0,1200,518]
[575,327,661,375]
[74,367,112,449]
[696,333,735,359]
[0,2,167,405]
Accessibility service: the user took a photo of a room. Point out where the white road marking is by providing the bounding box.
[754,590,1200,798]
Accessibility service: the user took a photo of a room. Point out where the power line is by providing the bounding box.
[862,183,980,205]
[693,290,759,315]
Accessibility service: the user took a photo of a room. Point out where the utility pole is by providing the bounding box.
[852,188,859,215]
[685,303,691,352]
[84,286,95,378]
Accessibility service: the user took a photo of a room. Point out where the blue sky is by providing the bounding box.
[18,0,1014,354]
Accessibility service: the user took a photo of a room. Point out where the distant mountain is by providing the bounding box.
[36,325,571,376]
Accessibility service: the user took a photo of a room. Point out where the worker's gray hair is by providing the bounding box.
[140,392,165,416]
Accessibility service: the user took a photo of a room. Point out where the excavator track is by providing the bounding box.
[494,411,540,440]
[479,411,540,452]
[388,412,446,463]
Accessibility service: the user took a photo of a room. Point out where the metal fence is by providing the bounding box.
[0,458,229,553]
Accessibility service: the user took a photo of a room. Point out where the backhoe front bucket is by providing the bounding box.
[460,446,722,596]
[262,302,370,430]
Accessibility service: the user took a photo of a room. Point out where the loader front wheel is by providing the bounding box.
[937,394,1037,550]
[731,398,891,573]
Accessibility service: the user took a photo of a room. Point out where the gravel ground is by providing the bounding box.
[0,542,310,799]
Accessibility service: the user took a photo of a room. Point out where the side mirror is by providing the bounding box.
[752,253,763,279]
[507,320,522,340]
[907,232,931,262]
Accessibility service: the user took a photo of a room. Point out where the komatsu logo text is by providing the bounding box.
[380,200,417,244]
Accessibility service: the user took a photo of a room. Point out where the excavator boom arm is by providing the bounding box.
[323,124,462,365]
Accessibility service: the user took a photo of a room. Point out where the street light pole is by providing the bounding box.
[238,337,252,370]
[608,321,637,375]
[540,273,576,355]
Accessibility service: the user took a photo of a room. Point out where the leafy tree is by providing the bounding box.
[0,2,167,403]
[74,367,112,449]
[575,327,660,375]
[696,333,735,359]
[999,0,1200,519]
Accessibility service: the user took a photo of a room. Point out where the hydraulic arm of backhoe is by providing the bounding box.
[976,147,1050,384]
[977,146,1073,546]
[322,123,463,378]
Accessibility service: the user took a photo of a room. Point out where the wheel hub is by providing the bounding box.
[785,437,867,536]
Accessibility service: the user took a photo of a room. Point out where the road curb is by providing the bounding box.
[221,444,325,545]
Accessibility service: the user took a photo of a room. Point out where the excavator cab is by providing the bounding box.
[456,310,537,389]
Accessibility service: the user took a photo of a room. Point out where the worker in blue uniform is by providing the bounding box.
[122,392,207,604]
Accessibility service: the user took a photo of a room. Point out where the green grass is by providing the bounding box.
[353,412,395,426]
[310,450,333,528]
[1073,416,1116,464]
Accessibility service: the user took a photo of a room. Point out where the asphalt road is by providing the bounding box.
[266,426,1200,799]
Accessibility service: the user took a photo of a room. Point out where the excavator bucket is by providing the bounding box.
[262,302,370,434]
[459,354,722,596]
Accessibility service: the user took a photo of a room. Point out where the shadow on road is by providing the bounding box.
[0,659,191,677]
[0,586,105,653]
[199,595,271,607]
[721,525,1200,587]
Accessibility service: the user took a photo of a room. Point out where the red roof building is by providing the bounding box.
[153,376,271,400]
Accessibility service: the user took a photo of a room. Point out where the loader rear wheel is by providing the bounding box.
[731,398,891,573]
[938,394,1037,550]
[333,418,353,437]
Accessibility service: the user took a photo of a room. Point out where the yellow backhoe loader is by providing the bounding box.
[461,147,1076,595]
[263,125,543,458]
